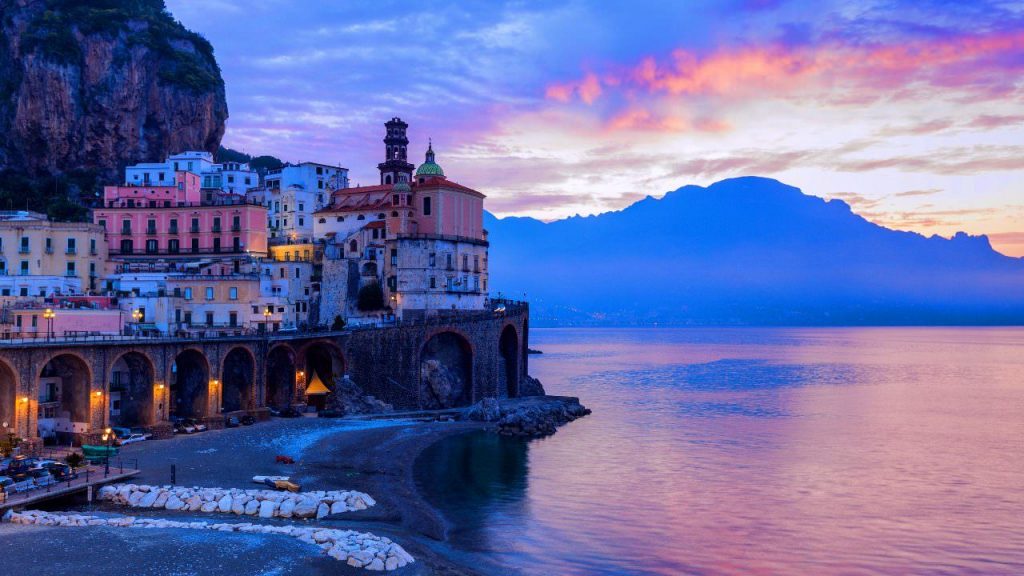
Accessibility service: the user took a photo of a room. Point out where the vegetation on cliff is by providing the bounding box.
[0,0,228,218]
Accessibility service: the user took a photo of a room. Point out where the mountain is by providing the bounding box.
[0,0,227,216]
[485,177,1024,326]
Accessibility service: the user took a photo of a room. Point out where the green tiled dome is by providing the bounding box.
[415,141,444,178]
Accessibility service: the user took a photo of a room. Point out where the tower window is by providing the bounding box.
[423,197,432,216]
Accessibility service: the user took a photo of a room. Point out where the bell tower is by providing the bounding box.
[378,117,414,185]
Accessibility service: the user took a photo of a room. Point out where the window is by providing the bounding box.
[169,218,178,233]
[294,268,300,279]
[205,312,214,326]
[229,312,238,327]
[393,195,399,205]
[423,197,432,216]
[298,203,304,212]
[205,287,214,300]
[318,181,323,189]
[31,315,37,327]
[349,240,357,252]
[336,216,344,222]
[391,249,398,266]
[122,220,131,233]
[232,215,240,230]
[169,239,179,253]
[45,238,52,253]
[20,260,28,275]
[191,238,199,253]
[227,175,234,184]
[66,238,76,254]
[90,238,97,255]
[377,213,385,220]
[446,253,453,270]
[184,287,193,300]
[429,253,436,267]
[213,238,221,253]
[184,311,192,325]
[191,218,200,233]
[318,218,326,224]
[357,215,365,221]
[463,254,469,271]
[279,268,285,278]
[98,219,106,231]
[233,237,241,252]
[120,239,133,254]
[19,287,27,297]
[298,217,304,226]
[213,217,221,232]
[474,255,480,272]
[229,287,238,300]
[20,237,29,252]
[146,239,157,254]
[66,261,76,276]
[430,276,436,289]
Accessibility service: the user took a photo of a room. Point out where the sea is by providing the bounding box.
[415,327,1024,575]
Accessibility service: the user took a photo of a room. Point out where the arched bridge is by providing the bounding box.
[0,303,529,448]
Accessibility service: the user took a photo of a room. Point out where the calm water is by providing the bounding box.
[415,328,1024,575]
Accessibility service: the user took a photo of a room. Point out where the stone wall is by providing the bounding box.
[0,303,528,445]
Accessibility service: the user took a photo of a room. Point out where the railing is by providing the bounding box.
[108,247,248,256]
[102,199,265,209]
[66,247,77,255]
[44,246,53,254]
[395,232,489,246]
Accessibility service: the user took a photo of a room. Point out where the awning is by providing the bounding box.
[305,373,330,395]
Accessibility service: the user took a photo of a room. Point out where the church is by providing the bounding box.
[315,118,490,323]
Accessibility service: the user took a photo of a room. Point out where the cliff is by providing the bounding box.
[0,0,227,210]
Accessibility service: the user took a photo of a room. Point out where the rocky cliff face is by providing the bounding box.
[0,0,227,189]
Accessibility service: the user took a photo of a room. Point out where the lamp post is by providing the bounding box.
[101,427,112,476]
[43,308,55,340]
[263,307,272,333]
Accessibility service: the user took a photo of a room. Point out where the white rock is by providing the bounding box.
[385,557,399,571]
[217,495,233,513]
[200,501,218,513]
[258,500,277,519]
[244,500,260,515]
[316,503,330,519]
[278,499,295,518]
[164,495,184,511]
[138,491,158,508]
[367,558,385,571]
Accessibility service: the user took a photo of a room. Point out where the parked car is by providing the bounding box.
[240,414,255,426]
[173,421,196,434]
[118,433,148,445]
[0,475,14,495]
[28,468,56,487]
[110,427,133,440]
[184,418,208,432]
[5,455,37,476]
[129,427,153,439]
[267,407,281,417]
[224,416,240,428]
[42,463,76,481]
[10,476,35,493]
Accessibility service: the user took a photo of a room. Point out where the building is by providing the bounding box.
[255,162,348,242]
[125,151,259,195]
[316,119,489,323]
[0,211,109,294]
[94,172,268,259]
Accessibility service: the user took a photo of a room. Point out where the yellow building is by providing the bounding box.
[0,211,109,294]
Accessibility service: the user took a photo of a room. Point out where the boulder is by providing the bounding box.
[217,495,233,513]
[164,495,184,511]
[278,499,295,518]
[258,500,277,519]
[293,499,317,518]
[244,500,260,515]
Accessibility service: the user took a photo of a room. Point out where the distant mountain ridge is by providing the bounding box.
[484,177,1024,325]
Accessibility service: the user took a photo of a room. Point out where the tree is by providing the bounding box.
[356,282,385,311]
[330,315,346,330]
[65,452,84,470]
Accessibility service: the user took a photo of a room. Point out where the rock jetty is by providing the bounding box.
[98,483,375,519]
[464,395,591,437]
[3,509,413,571]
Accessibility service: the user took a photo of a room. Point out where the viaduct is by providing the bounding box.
[0,303,528,449]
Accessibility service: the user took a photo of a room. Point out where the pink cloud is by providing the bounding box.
[544,30,1024,127]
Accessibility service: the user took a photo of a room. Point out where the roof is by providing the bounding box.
[365,221,386,229]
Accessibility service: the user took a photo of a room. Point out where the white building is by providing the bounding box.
[124,151,259,195]
[254,162,349,242]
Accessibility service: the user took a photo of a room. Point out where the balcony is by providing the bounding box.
[18,246,29,254]
[146,228,157,235]
[89,248,97,256]
[65,247,77,255]
[212,225,222,233]
[190,226,200,234]
[121,228,132,235]
[44,246,53,254]
[65,270,77,277]
[169,227,179,235]
[231,224,241,232]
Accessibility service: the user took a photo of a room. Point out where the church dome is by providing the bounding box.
[392,180,411,193]
[415,141,445,178]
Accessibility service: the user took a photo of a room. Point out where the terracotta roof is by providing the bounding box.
[365,221,386,229]
[415,176,486,199]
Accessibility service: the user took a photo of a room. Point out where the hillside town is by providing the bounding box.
[0,118,490,340]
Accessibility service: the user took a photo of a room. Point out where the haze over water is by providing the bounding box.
[417,327,1024,575]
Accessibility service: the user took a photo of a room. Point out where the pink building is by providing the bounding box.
[94,171,268,257]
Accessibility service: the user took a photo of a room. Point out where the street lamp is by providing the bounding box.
[43,308,55,340]
[263,307,272,333]
[101,427,113,476]
[131,309,143,335]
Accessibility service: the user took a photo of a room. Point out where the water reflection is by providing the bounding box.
[416,328,1024,575]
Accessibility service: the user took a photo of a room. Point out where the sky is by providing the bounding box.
[165,0,1024,256]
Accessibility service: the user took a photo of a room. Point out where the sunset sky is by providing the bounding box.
[165,0,1024,256]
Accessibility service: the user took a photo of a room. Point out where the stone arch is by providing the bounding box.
[0,358,17,436]
[37,352,93,444]
[171,348,210,419]
[499,324,520,398]
[266,344,296,409]
[420,330,474,409]
[109,351,156,428]
[299,340,345,411]
[221,346,255,413]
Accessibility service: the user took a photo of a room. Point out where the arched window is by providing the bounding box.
[391,211,398,217]
[349,240,357,252]
[377,213,385,219]
[336,216,344,222]
[357,215,365,220]
[385,175,392,185]
[318,218,326,224]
